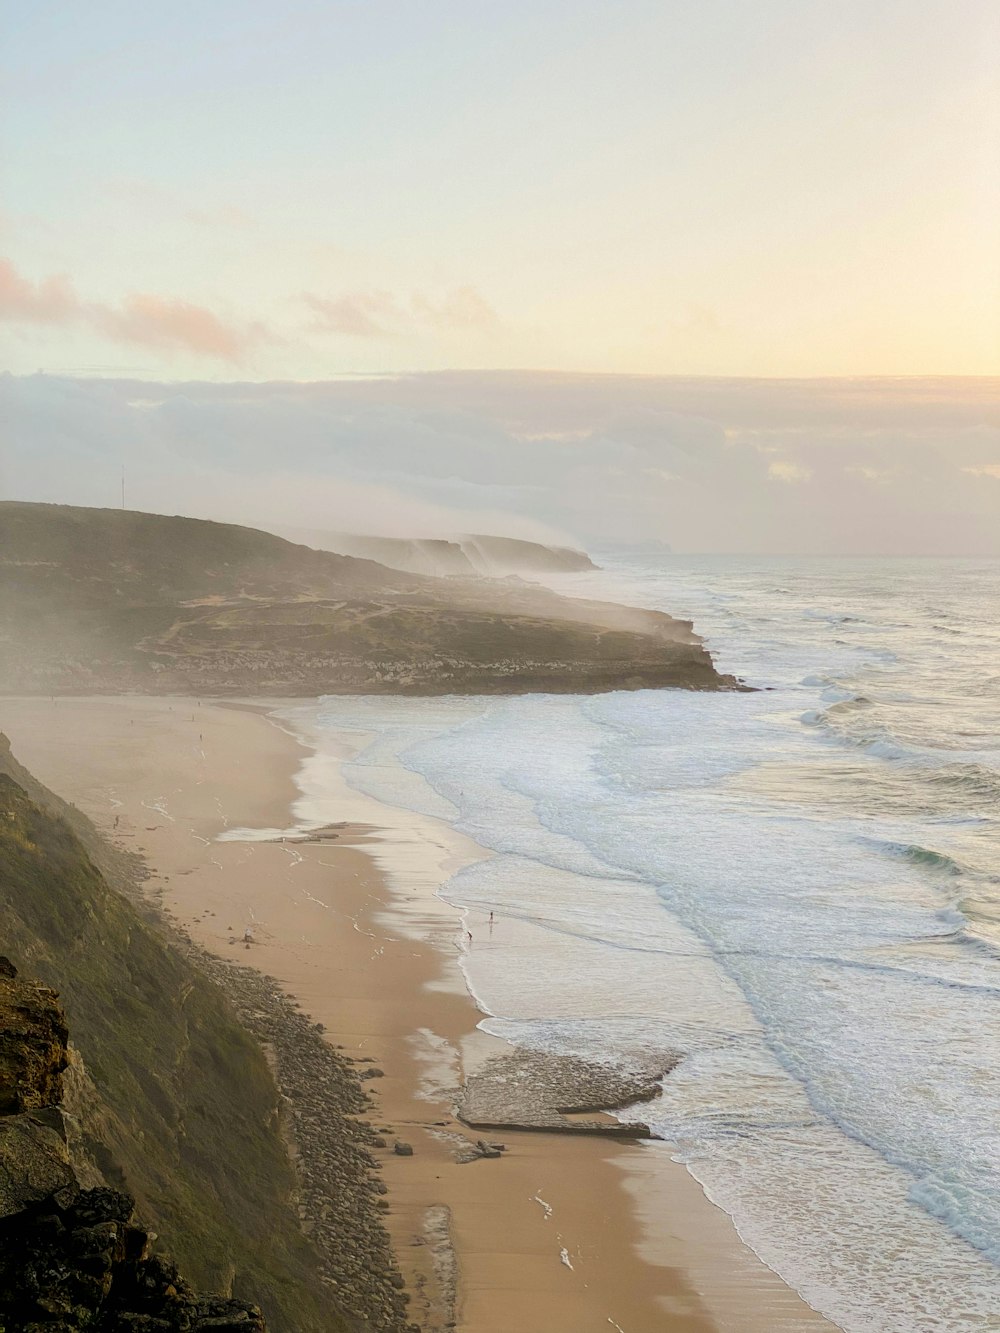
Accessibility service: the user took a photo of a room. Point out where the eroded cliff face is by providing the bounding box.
[0,957,67,1115]
[0,958,267,1331]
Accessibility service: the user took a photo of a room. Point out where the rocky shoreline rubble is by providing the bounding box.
[185,947,418,1333]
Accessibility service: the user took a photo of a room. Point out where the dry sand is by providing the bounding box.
[1,696,840,1333]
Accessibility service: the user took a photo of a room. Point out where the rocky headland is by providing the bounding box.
[0,502,740,697]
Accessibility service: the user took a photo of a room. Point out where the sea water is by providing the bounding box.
[282,553,1000,1332]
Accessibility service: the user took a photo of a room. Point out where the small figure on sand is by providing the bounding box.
[243,926,255,948]
[113,815,120,830]
[467,930,473,946]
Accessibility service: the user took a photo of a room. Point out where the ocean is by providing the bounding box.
[280,552,1000,1332]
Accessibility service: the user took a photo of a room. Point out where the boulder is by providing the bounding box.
[0,1107,77,1218]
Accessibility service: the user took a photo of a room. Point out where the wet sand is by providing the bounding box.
[1,695,839,1333]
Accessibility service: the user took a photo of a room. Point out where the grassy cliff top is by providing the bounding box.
[0,500,414,609]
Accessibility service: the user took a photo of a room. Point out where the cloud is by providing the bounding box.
[845,465,898,483]
[92,294,261,361]
[303,285,500,339]
[410,285,500,331]
[3,371,1000,555]
[0,257,263,362]
[0,258,78,322]
[768,460,812,483]
[303,290,401,338]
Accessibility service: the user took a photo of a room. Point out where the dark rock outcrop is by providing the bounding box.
[0,965,68,1115]
[0,957,266,1332]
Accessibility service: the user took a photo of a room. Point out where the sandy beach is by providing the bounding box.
[1,695,839,1333]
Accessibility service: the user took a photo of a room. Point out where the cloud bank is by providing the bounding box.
[3,371,999,555]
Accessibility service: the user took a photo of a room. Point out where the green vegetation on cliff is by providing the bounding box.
[0,741,343,1333]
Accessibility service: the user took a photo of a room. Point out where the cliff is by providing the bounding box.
[460,533,597,574]
[0,502,738,696]
[0,957,267,1331]
[0,738,415,1332]
[291,530,597,578]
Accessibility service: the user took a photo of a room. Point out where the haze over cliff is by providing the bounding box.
[286,531,597,579]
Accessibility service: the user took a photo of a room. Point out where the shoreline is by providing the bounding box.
[0,695,840,1333]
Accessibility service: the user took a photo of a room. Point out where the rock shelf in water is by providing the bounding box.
[456,1050,678,1138]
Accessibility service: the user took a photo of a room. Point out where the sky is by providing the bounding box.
[3,0,999,379]
[2,3,999,553]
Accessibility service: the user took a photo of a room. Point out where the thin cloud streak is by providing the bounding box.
[302,285,501,339]
[303,290,401,338]
[0,258,78,322]
[0,257,264,362]
[92,294,262,361]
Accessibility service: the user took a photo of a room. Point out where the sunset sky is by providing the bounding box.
[4,0,999,380]
[4,3,1000,554]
